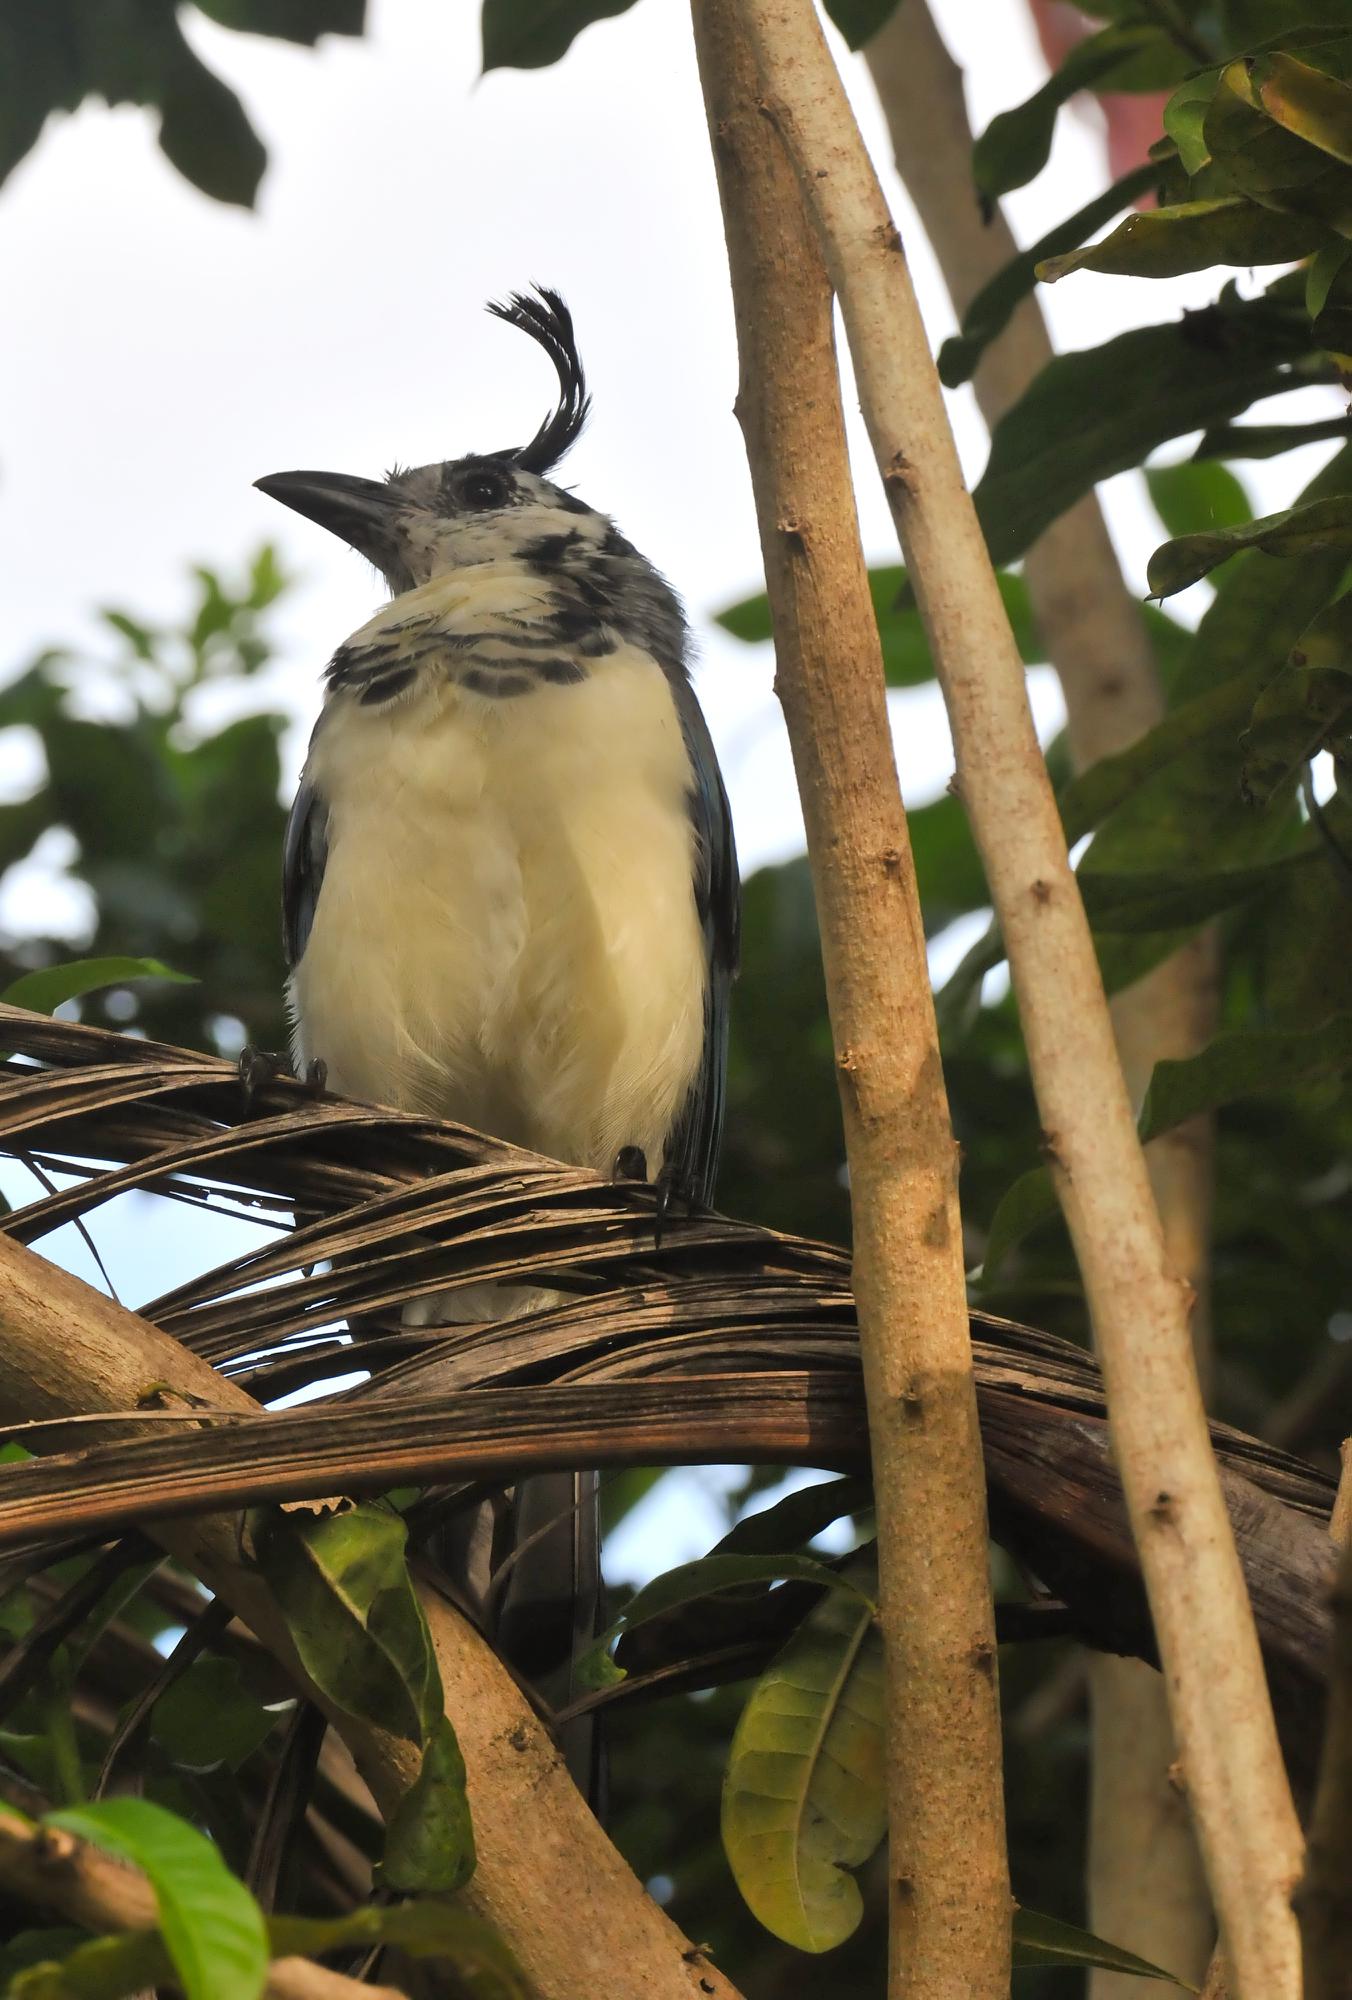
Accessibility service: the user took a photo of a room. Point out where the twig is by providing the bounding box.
[692,6,1009,1995]
[0,1803,402,2000]
[733,4,1302,1996]
[0,1232,745,2000]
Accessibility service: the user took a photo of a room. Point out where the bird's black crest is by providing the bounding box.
[487,287,591,476]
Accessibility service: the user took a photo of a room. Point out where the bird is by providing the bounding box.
[256,287,740,1802]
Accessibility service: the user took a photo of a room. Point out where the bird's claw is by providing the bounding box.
[238,1044,289,1105]
[612,1145,648,1183]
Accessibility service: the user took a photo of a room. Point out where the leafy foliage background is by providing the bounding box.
[2,0,1352,1995]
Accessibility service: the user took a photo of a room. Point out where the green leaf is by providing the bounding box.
[1250,49,1352,168]
[1079,850,1314,931]
[1140,1013,1352,1140]
[822,0,899,50]
[980,1167,1060,1279]
[1038,198,1329,284]
[1012,1907,1189,1982]
[717,566,1042,685]
[938,163,1160,387]
[271,1902,526,1998]
[45,1799,268,2000]
[377,1713,476,1896]
[254,1502,441,1746]
[1,956,194,1014]
[1147,493,1352,598]
[582,1553,873,1688]
[150,1657,282,1775]
[973,26,1186,199]
[1194,413,1352,459]
[714,1478,873,1557]
[481,0,637,71]
[192,1,365,43]
[1240,587,1352,801]
[721,1560,884,1951]
[1147,458,1252,540]
[1164,72,1219,177]
[975,285,1318,568]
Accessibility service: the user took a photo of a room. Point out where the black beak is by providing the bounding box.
[254,470,402,563]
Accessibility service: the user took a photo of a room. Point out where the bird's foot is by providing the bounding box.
[238,1046,327,1106]
[612,1145,648,1183]
[238,1044,289,1105]
[653,1164,691,1252]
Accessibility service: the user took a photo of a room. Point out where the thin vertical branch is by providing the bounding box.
[731,5,1303,1996]
[862,8,1218,1987]
[692,5,1011,1994]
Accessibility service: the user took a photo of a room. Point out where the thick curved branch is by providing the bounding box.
[0,1231,742,2000]
[732,4,1301,1995]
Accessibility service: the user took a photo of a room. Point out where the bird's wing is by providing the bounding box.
[663,676,741,1209]
[282,768,329,970]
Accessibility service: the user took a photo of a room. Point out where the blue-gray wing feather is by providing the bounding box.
[664,676,740,1209]
[282,773,329,970]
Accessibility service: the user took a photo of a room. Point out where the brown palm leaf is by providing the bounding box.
[0,1003,1336,1782]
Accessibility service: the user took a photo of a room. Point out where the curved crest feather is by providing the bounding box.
[487,286,591,476]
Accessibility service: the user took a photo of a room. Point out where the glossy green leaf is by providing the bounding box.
[1147,459,1252,540]
[975,286,1318,567]
[254,1502,440,1745]
[717,566,1042,685]
[45,1798,268,2000]
[714,1478,873,1557]
[1147,493,1352,597]
[938,163,1160,386]
[973,26,1185,199]
[1205,56,1352,237]
[1012,1907,1188,1981]
[822,0,899,50]
[1038,198,1328,284]
[582,1552,873,1688]
[150,1656,282,1774]
[722,1561,884,1951]
[8,1928,168,1997]
[481,0,636,71]
[2,956,194,1014]
[1164,71,1218,176]
[377,1714,476,1896]
[1240,588,1352,801]
[1079,850,1314,931]
[1142,1013,1352,1138]
[1251,49,1352,167]
[1194,413,1352,459]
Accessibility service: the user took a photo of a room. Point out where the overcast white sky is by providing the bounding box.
[1,0,1339,1576]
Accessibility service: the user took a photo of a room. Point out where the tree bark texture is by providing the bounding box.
[734,4,1302,1994]
[0,1231,743,2000]
[693,6,1012,1996]
[861,7,1218,1989]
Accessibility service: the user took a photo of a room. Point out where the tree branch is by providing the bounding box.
[860,11,1220,1986]
[691,6,1010,1995]
[0,1232,742,2000]
[0,1804,402,2000]
[1295,1445,1352,1997]
[732,4,1301,1996]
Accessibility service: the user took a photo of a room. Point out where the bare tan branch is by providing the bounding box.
[691,5,1009,1994]
[0,1231,742,2000]
[861,10,1220,1986]
[732,3,1302,1994]
[0,1804,403,2000]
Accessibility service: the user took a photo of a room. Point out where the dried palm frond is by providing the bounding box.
[0,1004,1336,1780]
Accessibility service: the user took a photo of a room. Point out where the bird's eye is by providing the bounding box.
[460,469,509,511]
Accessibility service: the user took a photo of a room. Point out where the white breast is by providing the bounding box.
[291,625,707,1182]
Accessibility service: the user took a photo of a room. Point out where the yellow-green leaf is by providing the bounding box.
[1252,50,1352,167]
[1147,493,1352,598]
[721,1559,883,1952]
[1038,198,1329,284]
